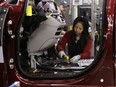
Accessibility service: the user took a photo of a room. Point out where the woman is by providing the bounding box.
[57,17,92,63]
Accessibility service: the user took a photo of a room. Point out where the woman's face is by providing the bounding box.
[74,22,84,36]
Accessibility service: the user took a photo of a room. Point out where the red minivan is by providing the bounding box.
[0,0,116,87]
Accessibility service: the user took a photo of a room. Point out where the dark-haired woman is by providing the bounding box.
[57,17,92,63]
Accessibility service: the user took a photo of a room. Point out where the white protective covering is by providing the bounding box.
[27,17,65,53]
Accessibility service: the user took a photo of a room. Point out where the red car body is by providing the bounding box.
[0,0,116,87]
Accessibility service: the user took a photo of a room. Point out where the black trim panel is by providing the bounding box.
[0,7,9,46]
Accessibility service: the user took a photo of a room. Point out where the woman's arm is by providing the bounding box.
[81,36,93,59]
[57,31,71,52]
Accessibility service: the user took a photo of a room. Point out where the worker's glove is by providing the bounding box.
[70,55,81,63]
[58,51,66,58]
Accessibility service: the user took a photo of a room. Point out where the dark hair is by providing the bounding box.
[70,17,90,53]
[72,16,89,37]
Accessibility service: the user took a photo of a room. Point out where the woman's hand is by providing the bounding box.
[58,51,66,58]
[70,55,81,63]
